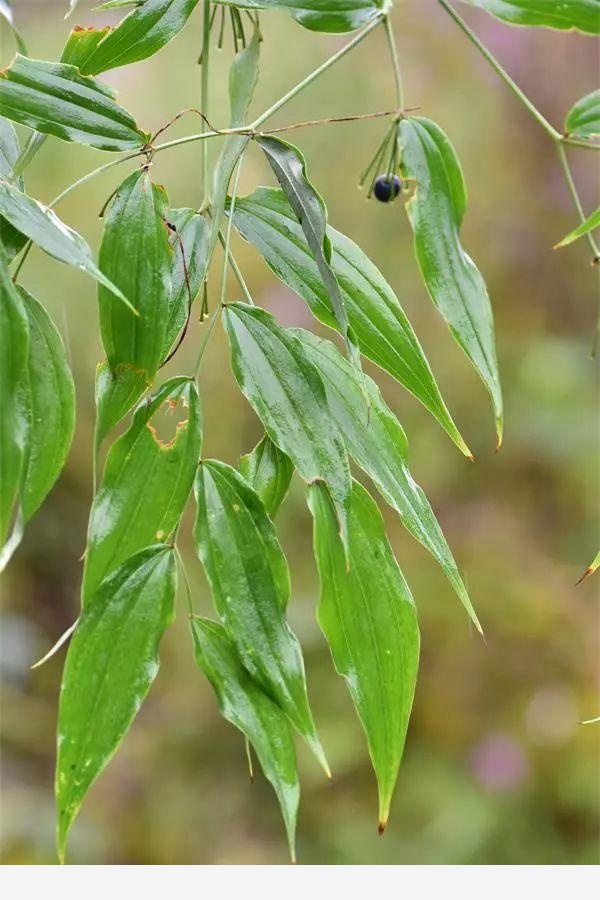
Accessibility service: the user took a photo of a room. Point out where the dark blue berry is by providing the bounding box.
[373,174,401,203]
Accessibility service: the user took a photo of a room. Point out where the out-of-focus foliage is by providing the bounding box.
[1,2,598,865]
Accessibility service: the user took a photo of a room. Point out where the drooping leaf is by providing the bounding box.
[555,206,600,248]
[190,617,299,860]
[0,246,29,551]
[308,480,419,830]
[94,361,150,451]
[463,0,600,34]
[0,55,148,151]
[60,26,112,69]
[209,24,260,259]
[0,180,134,307]
[83,377,201,601]
[78,0,201,75]
[98,169,172,377]
[229,187,470,457]
[163,207,209,359]
[0,0,27,53]
[222,302,351,550]
[256,136,358,368]
[239,433,294,518]
[296,328,481,632]
[219,0,382,33]
[194,460,328,774]
[398,117,503,447]
[565,89,600,140]
[56,545,177,863]
[19,287,75,522]
[0,116,27,260]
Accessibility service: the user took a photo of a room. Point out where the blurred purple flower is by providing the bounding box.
[470,733,529,791]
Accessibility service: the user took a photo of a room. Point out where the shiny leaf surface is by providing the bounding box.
[60,26,111,68]
[223,302,351,550]
[98,169,172,377]
[239,433,294,518]
[194,460,328,773]
[398,117,503,446]
[56,546,176,862]
[219,0,382,33]
[0,116,27,260]
[309,480,419,830]
[229,187,470,456]
[464,0,600,33]
[297,328,481,632]
[83,377,201,601]
[0,55,148,151]
[19,288,75,522]
[191,617,299,860]
[565,89,600,139]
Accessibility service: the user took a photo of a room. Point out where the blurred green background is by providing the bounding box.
[1,0,599,865]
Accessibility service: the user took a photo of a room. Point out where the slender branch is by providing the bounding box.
[10,133,47,180]
[200,0,212,208]
[556,144,600,260]
[218,230,254,305]
[218,158,243,307]
[384,15,405,109]
[249,14,383,130]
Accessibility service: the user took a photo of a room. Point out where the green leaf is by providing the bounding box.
[255,136,358,368]
[19,288,75,522]
[78,0,201,75]
[0,180,134,308]
[555,206,600,248]
[94,361,150,451]
[0,246,29,551]
[565,89,600,140]
[229,187,471,457]
[56,545,177,863]
[194,460,328,774]
[308,480,419,830]
[219,0,382,33]
[209,24,260,261]
[222,302,351,551]
[578,549,600,584]
[0,55,148,151]
[98,169,172,377]
[239,433,294,518]
[163,207,209,359]
[190,617,299,860]
[60,26,112,69]
[463,0,600,34]
[0,117,27,261]
[0,0,27,53]
[398,117,503,447]
[296,328,481,632]
[83,377,201,601]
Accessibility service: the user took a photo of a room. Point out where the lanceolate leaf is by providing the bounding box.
[578,549,600,584]
[0,55,148,151]
[19,288,75,522]
[0,180,134,307]
[83,377,201,602]
[565,89,600,140]
[398,117,503,446]
[256,136,358,368]
[209,24,260,259]
[222,302,351,550]
[0,116,27,261]
[60,26,112,69]
[194,460,328,774]
[190,617,299,860]
[308,480,419,830]
[463,0,600,34]
[555,206,600,248]
[229,187,470,456]
[78,0,201,75]
[163,207,209,359]
[56,545,177,863]
[0,0,27,53]
[239,433,294,518]
[94,361,150,451]
[0,246,29,551]
[98,169,172,377]
[296,329,481,632]
[219,0,382,33]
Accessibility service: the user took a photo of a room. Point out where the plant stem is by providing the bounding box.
[437,0,562,142]
[11,133,47,180]
[384,15,405,109]
[249,14,383,130]
[200,0,212,207]
[218,231,254,305]
[218,158,243,306]
[556,143,600,259]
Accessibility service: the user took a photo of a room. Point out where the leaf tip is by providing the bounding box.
[575,566,594,586]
